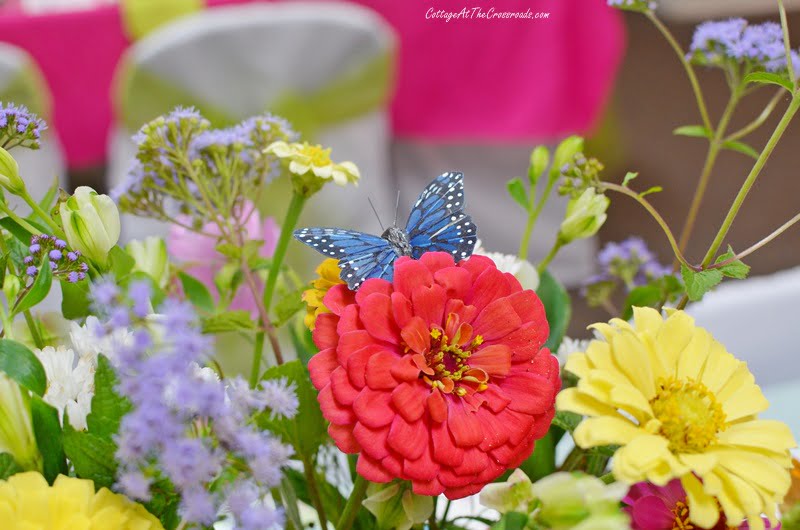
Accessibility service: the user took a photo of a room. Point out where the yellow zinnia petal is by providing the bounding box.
[682,473,721,528]
[573,416,642,448]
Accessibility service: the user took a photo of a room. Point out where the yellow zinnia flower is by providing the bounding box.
[265,141,360,196]
[302,258,345,330]
[556,307,796,530]
[0,471,163,529]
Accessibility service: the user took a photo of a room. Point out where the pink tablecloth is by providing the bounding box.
[0,0,624,169]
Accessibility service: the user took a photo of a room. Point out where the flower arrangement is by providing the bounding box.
[0,1,800,529]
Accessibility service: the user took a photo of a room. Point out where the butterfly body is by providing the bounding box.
[294,171,477,290]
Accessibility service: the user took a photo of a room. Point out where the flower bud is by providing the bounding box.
[363,481,433,530]
[528,145,550,185]
[2,274,21,301]
[558,187,609,244]
[59,187,121,267]
[126,237,169,288]
[480,469,535,514]
[0,147,25,195]
[551,136,584,181]
[531,472,629,530]
[0,373,42,471]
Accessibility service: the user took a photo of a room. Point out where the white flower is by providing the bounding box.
[556,336,591,366]
[33,346,95,430]
[59,186,121,267]
[474,240,539,290]
[69,316,131,365]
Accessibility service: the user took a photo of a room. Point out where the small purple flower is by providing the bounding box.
[67,271,80,283]
[49,261,57,270]
[23,256,33,265]
[67,251,79,261]
[55,239,66,249]
[26,265,37,276]
[0,103,47,149]
[128,281,151,319]
[49,250,62,261]
[29,244,40,254]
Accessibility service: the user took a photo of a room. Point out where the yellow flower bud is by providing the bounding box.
[59,187,121,267]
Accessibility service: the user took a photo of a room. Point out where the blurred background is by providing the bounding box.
[2,0,800,398]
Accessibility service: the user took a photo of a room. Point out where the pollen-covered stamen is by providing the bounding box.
[670,500,694,530]
[650,377,727,453]
[419,313,488,396]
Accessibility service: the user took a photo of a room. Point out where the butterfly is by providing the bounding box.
[294,171,478,290]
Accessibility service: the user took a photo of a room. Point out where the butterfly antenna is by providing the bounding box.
[393,190,400,227]
[368,197,385,231]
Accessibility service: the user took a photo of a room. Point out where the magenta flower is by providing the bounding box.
[623,479,780,530]
[167,201,279,316]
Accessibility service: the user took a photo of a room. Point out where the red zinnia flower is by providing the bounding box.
[308,252,560,498]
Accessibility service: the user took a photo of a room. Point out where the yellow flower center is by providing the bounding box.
[299,143,332,166]
[650,377,727,453]
[671,500,694,529]
[421,327,487,396]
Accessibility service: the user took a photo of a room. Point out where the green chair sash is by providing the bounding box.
[120,0,205,41]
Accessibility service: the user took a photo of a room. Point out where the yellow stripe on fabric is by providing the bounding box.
[120,0,205,41]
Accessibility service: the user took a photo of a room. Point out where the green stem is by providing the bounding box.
[700,95,800,268]
[302,455,329,530]
[676,86,743,260]
[778,0,797,91]
[726,89,785,142]
[23,311,44,349]
[559,446,585,472]
[708,210,800,269]
[600,182,693,269]
[518,178,557,259]
[676,94,800,310]
[248,332,265,388]
[0,201,41,235]
[20,191,62,235]
[646,11,712,131]
[336,475,368,530]
[536,239,563,274]
[249,192,306,385]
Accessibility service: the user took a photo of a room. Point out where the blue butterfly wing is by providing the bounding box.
[405,171,477,260]
[293,227,398,290]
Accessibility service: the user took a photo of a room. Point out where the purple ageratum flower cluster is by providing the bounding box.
[690,18,800,75]
[0,102,47,150]
[89,280,297,530]
[585,237,671,291]
[113,107,295,228]
[23,234,88,283]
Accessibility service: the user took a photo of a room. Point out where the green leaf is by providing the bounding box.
[681,264,723,302]
[621,285,662,320]
[86,355,131,438]
[506,178,529,211]
[744,71,794,92]
[215,242,241,260]
[273,288,306,328]
[552,410,582,433]
[60,279,91,319]
[178,271,216,314]
[108,245,136,279]
[201,310,255,333]
[62,426,117,489]
[519,430,555,481]
[0,339,46,396]
[536,270,571,352]
[673,125,712,138]
[258,360,327,460]
[491,512,529,530]
[0,453,22,480]
[13,255,52,315]
[31,396,67,483]
[279,475,305,530]
[722,139,759,159]
[622,171,638,187]
[715,246,750,279]
[639,186,663,197]
[0,217,49,244]
[38,176,60,213]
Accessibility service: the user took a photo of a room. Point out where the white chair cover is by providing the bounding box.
[107,1,397,243]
